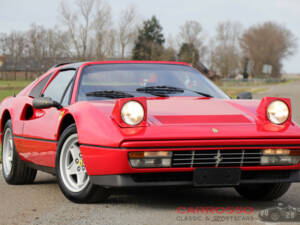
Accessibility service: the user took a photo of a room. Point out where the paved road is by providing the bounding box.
[1,80,300,225]
[254,79,300,124]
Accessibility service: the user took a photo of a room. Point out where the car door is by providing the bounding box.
[19,69,76,167]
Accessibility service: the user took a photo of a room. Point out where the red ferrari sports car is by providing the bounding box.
[1,61,300,203]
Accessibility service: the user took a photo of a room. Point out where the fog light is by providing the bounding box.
[261,149,300,165]
[261,156,294,165]
[128,151,172,168]
[263,149,290,155]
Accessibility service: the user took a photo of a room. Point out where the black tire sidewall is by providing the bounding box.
[55,124,95,202]
[2,120,18,181]
[235,183,291,201]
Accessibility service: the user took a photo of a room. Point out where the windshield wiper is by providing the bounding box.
[136,85,184,97]
[136,85,213,98]
[186,90,213,98]
[86,90,134,99]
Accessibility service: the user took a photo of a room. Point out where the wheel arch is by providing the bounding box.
[58,113,76,140]
[1,110,11,134]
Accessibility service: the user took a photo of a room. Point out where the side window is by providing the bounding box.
[61,78,74,106]
[43,70,76,103]
[29,73,52,98]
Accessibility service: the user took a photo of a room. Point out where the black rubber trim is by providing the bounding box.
[89,170,300,188]
[90,174,193,187]
[13,135,57,143]
[240,171,300,184]
[24,161,56,175]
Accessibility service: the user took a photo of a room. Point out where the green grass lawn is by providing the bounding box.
[0,80,33,102]
[221,86,269,98]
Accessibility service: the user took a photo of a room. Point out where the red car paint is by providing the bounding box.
[0,61,300,177]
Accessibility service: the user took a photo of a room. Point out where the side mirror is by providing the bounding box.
[32,97,62,109]
[237,92,252,99]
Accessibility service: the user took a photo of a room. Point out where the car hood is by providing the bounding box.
[146,97,256,125]
[90,96,258,126]
[75,96,300,146]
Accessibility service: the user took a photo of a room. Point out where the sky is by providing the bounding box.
[0,0,299,73]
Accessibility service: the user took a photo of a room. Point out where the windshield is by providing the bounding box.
[77,63,229,101]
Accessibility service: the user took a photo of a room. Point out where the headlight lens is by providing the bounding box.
[121,101,145,126]
[267,100,289,124]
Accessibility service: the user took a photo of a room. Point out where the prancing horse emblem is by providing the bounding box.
[214,151,222,167]
[212,128,219,133]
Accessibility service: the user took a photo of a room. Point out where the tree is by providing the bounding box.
[177,43,208,73]
[26,24,49,72]
[45,26,72,61]
[160,47,176,61]
[177,21,206,60]
[0,31,26,79]
[59,0,112,60]
[104,29,117,58]
[132,16,165,60]
[209,21,243,77]
[178,43,199,65]
[118,6,139,58]
[93,1,112,59]
[240,22,297,77]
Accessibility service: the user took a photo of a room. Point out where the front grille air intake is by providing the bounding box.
[172,149,262,168]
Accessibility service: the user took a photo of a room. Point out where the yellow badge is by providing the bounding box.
[59,110,65,121]
[212,128,219,133]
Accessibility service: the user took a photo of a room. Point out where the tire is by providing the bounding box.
[1,120,37,184]
[56,124,110,203]
[235,183,291,201]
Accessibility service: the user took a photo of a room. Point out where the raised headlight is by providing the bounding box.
[267,100,289,124]
[121,101,145,126]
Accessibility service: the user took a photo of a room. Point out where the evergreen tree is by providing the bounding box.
[132,16,165,60]
[178,43,209,74]
[178,43,199,65]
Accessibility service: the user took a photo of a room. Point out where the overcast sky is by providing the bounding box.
[0,0,299,73]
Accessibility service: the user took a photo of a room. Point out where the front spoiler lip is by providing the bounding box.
[90,170,300,188]
[80,144,300,176]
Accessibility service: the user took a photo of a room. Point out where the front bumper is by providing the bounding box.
[80,139,300,176]
[89,170,300,188]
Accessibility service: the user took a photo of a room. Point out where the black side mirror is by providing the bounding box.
[33,97,62,109]
[237,92,252,99]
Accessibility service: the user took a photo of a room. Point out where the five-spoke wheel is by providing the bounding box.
[59,134,89,192]
[56,124,110,203]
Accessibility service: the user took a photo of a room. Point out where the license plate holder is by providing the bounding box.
[193,168,241,186]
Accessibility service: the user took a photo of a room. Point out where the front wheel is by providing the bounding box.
[2,120,37,184]
[235,183,291,201]
[56,124,110,203]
